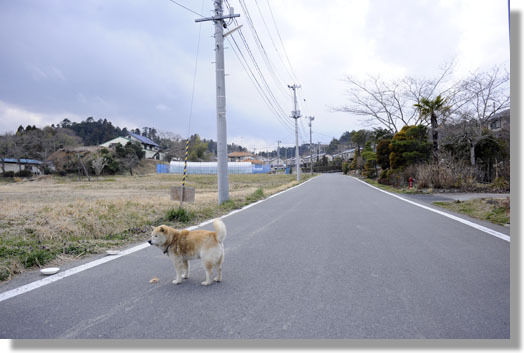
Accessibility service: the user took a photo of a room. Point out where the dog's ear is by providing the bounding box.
[159,226,165,233]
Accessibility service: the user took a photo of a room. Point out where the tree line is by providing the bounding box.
[0,117,254,177]
[327,64,510,190]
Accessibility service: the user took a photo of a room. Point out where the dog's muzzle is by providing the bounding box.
[147,240,152,245]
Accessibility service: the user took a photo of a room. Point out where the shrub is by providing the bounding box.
[376,139,391,170]
[492,177,509,192]
[342,161,350,175]
[246,188,265,203]
[378,169,390,185]
[2,171,15,178]
[389,125,431,170]
[166,207,194,223]
[363,159,377,178]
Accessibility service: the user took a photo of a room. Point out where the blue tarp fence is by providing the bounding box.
[252,164,271,174]
[159,161,271,175]
[156,164,169,173]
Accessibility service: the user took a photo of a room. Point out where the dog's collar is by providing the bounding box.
[163,244,171,255]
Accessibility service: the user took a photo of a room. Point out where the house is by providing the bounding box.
[332,148,356,160]
[228,151,253,162]
[487,109,510,132]
[100,133,163,160]
[1,158,43,175]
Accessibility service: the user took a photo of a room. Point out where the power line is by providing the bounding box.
[165,0,205,17]
[264,0,299,83]
[185,0,205,139]
[254,0,296,85]
[238,0,290,98]
[227,35,295,134]
[225,1,291,111]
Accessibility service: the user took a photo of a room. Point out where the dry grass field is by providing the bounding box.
[0,172,312,281]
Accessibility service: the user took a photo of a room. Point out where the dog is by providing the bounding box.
[148,218,227,286]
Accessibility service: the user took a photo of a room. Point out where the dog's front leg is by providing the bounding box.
[182,260,189,279]
[171,256,184,284]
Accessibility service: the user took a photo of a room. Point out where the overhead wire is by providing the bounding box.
[224,0,295,135]
[165,0,205,17]
[264,0,300,83]
[237,0,291,98]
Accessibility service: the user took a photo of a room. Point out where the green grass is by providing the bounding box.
[433,198,510,226]
[363,178,424,194]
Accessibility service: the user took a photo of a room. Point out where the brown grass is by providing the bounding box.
[0,172,311,281]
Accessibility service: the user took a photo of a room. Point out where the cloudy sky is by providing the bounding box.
[0,0,511,151]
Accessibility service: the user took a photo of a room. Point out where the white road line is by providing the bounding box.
[351,176,510,243]
[0,176,318,303]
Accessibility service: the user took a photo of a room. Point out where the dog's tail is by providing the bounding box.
[213,218,227,243]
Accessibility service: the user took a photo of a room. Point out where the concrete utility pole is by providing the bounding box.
[277,140,281,165]
[195,1,239,205]
[307,116,314,174]
[288,84,301,181]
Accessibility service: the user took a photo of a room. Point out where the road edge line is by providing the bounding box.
[0,175,318,303]
[351,176,510,243]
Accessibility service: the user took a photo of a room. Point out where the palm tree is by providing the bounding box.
[414,95,450,163]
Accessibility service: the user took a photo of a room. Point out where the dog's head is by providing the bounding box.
[148,225,174,248]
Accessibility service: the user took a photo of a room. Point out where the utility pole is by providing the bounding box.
[307,116,314,174]
[277,140,281,165]
[288,84,301,181]
[195,1,239,205]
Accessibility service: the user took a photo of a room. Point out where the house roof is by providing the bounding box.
[129,133,159,147]
[489,108,510,121]
[1,158,42,165]
[228,151,253,157]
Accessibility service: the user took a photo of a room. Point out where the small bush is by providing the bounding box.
[378,169,390,185]
[491,177,509,192]
[220,200,240,211]
[2,171,15,178]
[166,207,194,223]
[246,188,265,203]
[21,248,55,268]
[15,170,32,178]
[342,161,350,175]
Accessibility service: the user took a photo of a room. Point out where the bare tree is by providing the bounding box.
[91,156,107,177]
[121,153,139,176]
[452,66,510,165]
[337,63,454,133]
[0,134,14,174]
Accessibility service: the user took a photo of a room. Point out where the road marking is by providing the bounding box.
[351,177,510,242]
[0,176,318,303]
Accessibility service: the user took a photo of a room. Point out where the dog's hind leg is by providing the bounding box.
[214,255,223,282]
[201,261,213,286]
[182,260,189,279]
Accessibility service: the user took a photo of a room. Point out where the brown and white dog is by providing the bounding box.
[148,219,227,286]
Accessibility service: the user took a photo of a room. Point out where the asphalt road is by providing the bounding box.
[0,174,510,338]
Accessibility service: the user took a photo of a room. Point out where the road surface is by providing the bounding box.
[0,174,510,338]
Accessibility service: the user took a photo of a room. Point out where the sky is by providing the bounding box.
[0,0,511,152]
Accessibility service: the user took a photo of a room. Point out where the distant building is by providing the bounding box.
[228,151,253,162]
[332,148,356,160]
[100,133,163,160]
[487,109,510,132]
[0,158,43,175]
